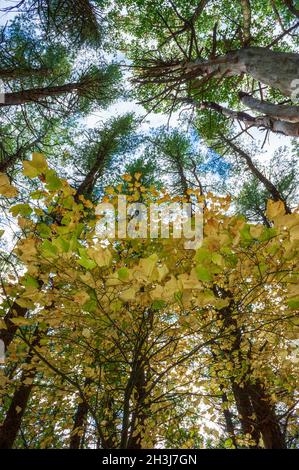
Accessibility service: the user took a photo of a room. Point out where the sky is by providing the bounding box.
[0,1,294,165]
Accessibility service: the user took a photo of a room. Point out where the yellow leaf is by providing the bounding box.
[157,264,169,282]
[138,253,158,279]
[290,224,299,241]
[87,247,112,267]
[0,173,18,197]
[10,316,31,326]
[23,152,48,177]
[250,225,263,239]
[74,291,90,305]
[31,152,48,171]
[82,328,91,339]
[266,200,285,220]
[18,238,37,259]
[122,173,132,182]
[120,287,136,302]
[22,378,33,385]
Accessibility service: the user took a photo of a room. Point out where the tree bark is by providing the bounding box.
[239,93,299,123]
[221,391,238,448]
[75,156,105,199]
[198,100,299,137]
[0,68,52,80]
[190,47,299,97]
[127,362,148,449]
[221,134,292,214]
[69,378,91,449]
[0,302,27,350]
[0,82,81,107]
[240,0,251,44]
[249,381,286,449]
[0,331,41,448]
[213,290,261,447]
[282,0,299,18]
[231,382,260,446]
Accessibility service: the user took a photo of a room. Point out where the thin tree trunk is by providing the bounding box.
[0,330,41,448]
[221,134,292,214]
[221,391,238,448]
[0,302,27,350]
[69,378,92,449]
[0,82,81,107]
[200,100,299,136]
[283,0,299,18]
[127,362,148,449]
[256,207,271,227]
[75,154,105,199]
[0,68,52,80]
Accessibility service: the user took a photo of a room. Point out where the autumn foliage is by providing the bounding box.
[0,155,298,448]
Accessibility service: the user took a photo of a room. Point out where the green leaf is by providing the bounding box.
[63,196,74,209]
[37,223,52,239]
[117,267,130,281]
[10,317,31,326]
[195,265,212,282]
[41,240,58,257]
[30,190,47,200]
[195,247,211,264]
[23,275,39,289]
[83,299,97,312]
[260,227,277,242]
[45,170,62,191]
[152,299,166,311]
[77,257,97,270]
[53,236,70,253]
[240,224,252,242]
[287,298,299,309]
[10,203,32,218]
[224,438,234,449]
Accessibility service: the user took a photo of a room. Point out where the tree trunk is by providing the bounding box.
[200,100,299,136]
[213,291,261,446]
[0,331,40,449]
[240,93,299,123]
[219,387,238,448]
[283,0,299,18]
[69,378,91,449]
[221,135,292,214]
[75,148,107,199]
[193,48,299,97]
[231,382,260,447]
[0,82,81,107]
[249,381,286,448]
[0,68,52,80]
[0,302,27,350]
[127,362,148,449]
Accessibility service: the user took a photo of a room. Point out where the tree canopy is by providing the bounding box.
[0,0,298,450]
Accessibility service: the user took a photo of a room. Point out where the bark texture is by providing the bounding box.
[240,93,299,123]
